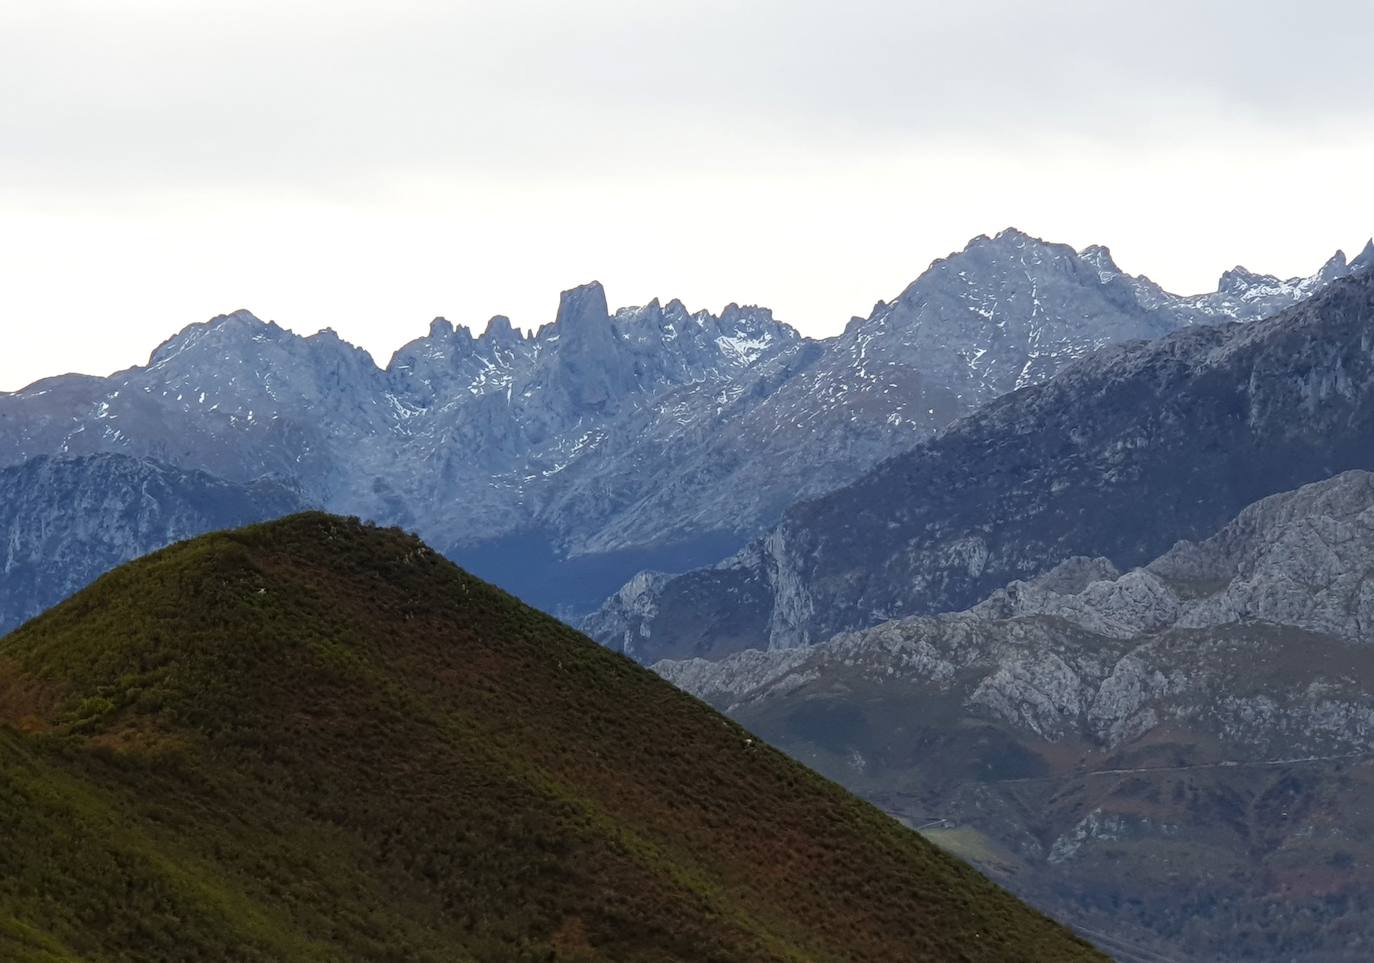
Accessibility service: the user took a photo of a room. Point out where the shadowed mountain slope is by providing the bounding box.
[0,453,305,635]
[0,514,1101,963]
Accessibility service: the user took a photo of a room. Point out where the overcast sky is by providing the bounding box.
[2,0,1372,390]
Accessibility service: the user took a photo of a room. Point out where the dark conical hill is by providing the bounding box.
[0,513,1102,962]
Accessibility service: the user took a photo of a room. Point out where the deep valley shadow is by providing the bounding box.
[448,529,744,620]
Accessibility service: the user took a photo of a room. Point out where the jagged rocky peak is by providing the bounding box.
[891,226,1124,312]
[618,296,667,326]
[117,305,393,449]
[150,307,382,374]
[829,225,1189,400]
[554,281,613,335]
[714,303,791,342]
[955,226,1038,251]
[966,226,1073,259]
[620,295,787,336]
[1216,265,1280,295]
[1190,242,1371,317]
[719,301,761,323]
[1078,244,1122,278]
[213,307,266,327]
[266,322,380,373]
[146,308,279,366]
[385,313,534,412]
[616,296,701,338]
[1352,237,1374,272]
[540,281,636,411]
[599,293,798,379]
[388,318,476,371]
[305,325,364,353]
[1316,249,1349,283]
[481,314,524,343]
[914,227,1017,275]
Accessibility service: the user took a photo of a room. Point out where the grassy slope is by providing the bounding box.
[0,513,1103,963]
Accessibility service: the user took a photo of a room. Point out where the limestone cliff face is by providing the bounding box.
[657,470,1374,754]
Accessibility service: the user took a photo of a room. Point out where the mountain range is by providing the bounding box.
[4,227,1374,961]
[588,264,1374,662]
[4,230,1366,624]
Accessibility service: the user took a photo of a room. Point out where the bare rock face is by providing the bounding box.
[597,269,1374,661]
[974,566,1180,639]
[659,470,1374,743]
[589,570,672,660]
[1152,470,1374,641]
[968,472,1374,646]
[0,454,305,634]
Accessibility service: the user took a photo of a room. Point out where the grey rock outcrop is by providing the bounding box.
[657,470,1374,751]
[971,470,1374,646]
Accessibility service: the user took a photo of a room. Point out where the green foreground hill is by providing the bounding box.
[0,513,1102,963]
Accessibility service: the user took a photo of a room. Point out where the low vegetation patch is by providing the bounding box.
[0,513,1103,962]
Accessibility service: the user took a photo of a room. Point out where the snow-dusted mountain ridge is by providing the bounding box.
[2,229,1366,614]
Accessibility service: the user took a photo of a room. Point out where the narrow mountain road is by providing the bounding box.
[989,750,1374,785]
